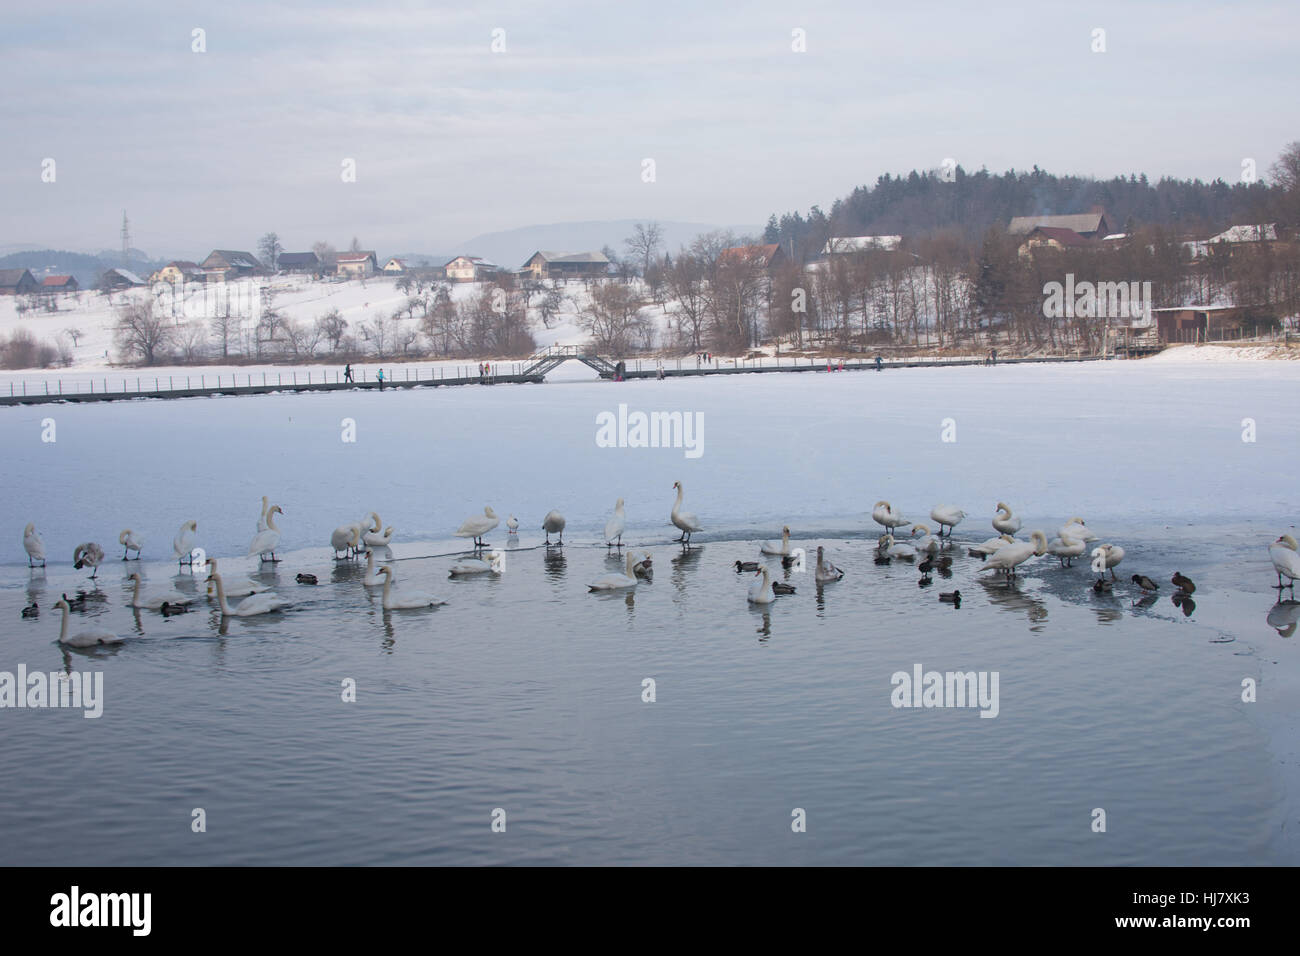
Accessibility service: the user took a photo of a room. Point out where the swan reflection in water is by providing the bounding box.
[1266,600,1300,637]
[543,548,566,581]
[978,578,1049,628]
[670,546,704,593]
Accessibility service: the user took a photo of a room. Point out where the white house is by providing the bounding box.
[382,257,406,274]
[822,235,902,255]
[443,255,499,282]
[336,251,378,277]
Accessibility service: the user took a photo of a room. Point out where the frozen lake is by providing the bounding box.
[1,359,1297,864]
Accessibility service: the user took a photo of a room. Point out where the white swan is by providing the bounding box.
[207,570,286,617]
[247,505,283,562]
[760,526,792,556]
[747,566,776,604]
[378,566,444,609]
[362,549,393,587]
[670,481,703,544]
[929,505,965,537]
[969,534,1016,557]
[363,524,394,548]
[1090,543,1125,580]
[506,515,519,535]
[992,502,1022,536]
[173,520,198,568]
[256,495,269,532]
[205,558,269,597]
[604,498,626,547]
[911,524,940,556]
[630,548,653,577]
[23,523,46,567]
[589,551,639,591]
[878,533,916,561]
[1060,517,1098,543]
[331,522,362,559]
[455,506,499,548]
[119,529,142,560]
[54,598,123,646]
[980,530,1048,576]
[129,572,192,610]
[73,542,105,578]
[449,550,504,577]
[815,546,844,583]
[1047,531,1086,567]
[1269,535,1300,589]
[542,510,566,545]
[872,500,909,533]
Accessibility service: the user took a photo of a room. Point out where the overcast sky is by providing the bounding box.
[2,0,1295,260]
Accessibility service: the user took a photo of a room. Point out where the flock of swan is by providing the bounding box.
[17,484,1300,646]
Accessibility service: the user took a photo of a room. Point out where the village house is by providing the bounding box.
[823,235,902,255]
[336,251,379,277]
[443,255,500,282]
[99,268,147,291]
[0,268,38,295]
[277,252,320,274]
[1008,208,1111,240]
[1149,304,1263,343]
[382,257,407,274]
[719,243,789,272]
[1183,223,1279,258]
[521,250,610,280]
[201,249,265,282]
[1017,226,1093,257]
[151,261,205,285]
[39,275,79,294]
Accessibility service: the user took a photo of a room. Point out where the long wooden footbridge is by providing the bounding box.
[0,345,1109,407]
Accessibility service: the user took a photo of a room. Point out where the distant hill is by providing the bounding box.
[764,165,1282,258]
[0,248,165,288]
[454,220,760,269]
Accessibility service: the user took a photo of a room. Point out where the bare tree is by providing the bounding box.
[63,327,84,347]
[624,222,664,277]
[283,319,323,359]
[312,241,338,272]
[579,282,648,355]
[665,253,709,350]
[176,321,209,362]
[1270,140,1300,226]
[537,285,567,329]
[317,308,348,351]
[114,297,174,365]
[258,232,283,272]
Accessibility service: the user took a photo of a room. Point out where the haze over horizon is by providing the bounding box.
[3,0,1295,258]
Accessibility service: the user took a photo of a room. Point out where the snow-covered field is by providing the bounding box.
[0,273,673,376]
